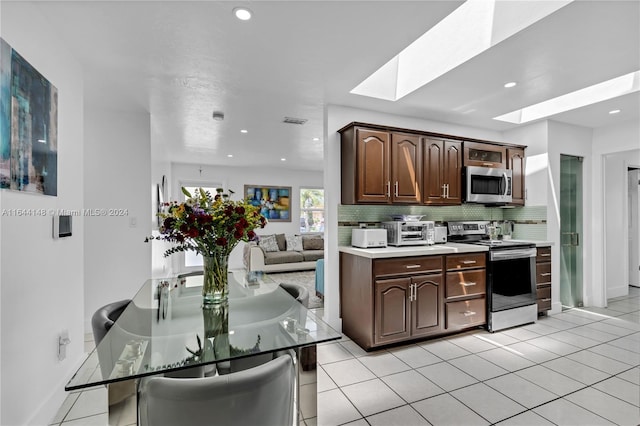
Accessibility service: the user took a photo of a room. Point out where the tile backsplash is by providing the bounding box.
[338,204,547,246]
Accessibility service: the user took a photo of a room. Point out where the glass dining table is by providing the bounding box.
[66,269,341,425]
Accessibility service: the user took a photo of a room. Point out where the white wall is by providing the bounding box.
[168,163,323,271]
[592,120,640,304]
[324,104,503,329]
[150,116,173,279]
[1,3,85,424]
[84,109,152,331]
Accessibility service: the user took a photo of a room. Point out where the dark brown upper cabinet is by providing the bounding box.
[339,122,525,206]
[423,138,462,205]
[341,126,421,204]
[507,147,526,206]
[463,141,507,168]
[391,133,422,204]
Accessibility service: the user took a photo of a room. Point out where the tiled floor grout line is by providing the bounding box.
[59,293,640,426]
[319,322,639,425]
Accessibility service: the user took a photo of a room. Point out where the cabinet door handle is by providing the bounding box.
[463,311,476,317]
[461,282,476,287]
[482,163,493,167]
[394,181,399,197]
[540,253,551,257]
[540,298,551,302]
[441,184,447,198]
[540,273,551,277]
[386,181,391,197]
[461,260,477,265]
[405,264,422,269]
[445,184,450,199]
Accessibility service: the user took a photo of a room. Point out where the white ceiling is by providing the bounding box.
[31,0,640,172]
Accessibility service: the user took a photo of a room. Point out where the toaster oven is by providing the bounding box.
[381,221,435,246]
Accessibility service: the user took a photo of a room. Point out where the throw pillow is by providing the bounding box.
[286,235,303,252]
[303,236,324,250]
[258,234,279,252]
[275,233,287,251]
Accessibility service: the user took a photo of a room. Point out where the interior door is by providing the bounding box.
[560,155,583,308]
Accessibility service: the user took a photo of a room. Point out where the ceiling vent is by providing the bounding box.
[283,117,307,125]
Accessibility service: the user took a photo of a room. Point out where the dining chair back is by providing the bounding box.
[138,352,295,426]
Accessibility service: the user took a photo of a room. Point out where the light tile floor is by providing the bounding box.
[53,287,640,426]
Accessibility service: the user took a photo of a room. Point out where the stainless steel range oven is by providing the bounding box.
[448,221,538,332]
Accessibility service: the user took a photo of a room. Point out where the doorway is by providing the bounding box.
[629,168,640,288]
[560,155,583,308]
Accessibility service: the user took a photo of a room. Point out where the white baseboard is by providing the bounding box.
[29,353,87,425]
[607,285,629,300]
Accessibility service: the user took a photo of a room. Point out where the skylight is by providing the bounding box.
[351,0,573,101]
[494,70,640,124]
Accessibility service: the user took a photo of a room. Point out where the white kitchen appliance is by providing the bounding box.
[434,226,447,243]
[382,221,435,246]
[351,228,387,248]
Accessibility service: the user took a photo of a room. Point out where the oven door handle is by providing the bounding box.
[490,248,537,261]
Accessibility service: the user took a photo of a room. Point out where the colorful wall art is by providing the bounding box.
[0,37,58,196]
[244,185,291,222]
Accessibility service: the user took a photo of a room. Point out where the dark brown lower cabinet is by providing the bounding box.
[340,252,484,351]
[536,247,552,314]
[374,274,442,346]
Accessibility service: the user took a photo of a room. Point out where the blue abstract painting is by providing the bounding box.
[0,37,57,196]
[0,38,10,189]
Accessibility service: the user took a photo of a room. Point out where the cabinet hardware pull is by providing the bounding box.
[541,298,551,302]
[394,181,399,197]
[441,184,446,198]
[386,181,391,197]
[445,184,450,199]
[461,282,476,287]
[405,265,421,269]
[482,163,493,167]
[463,311,476,316]
[461,260,477,264]
[540,253,551,257]
[540,273,551,277]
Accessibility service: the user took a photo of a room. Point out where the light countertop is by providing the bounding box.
[508,239,554,247]
[339,243,488,259]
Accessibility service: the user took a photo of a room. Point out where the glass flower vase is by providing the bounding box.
[202,254,229,306]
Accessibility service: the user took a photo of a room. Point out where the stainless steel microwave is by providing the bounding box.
[464,166,512,204]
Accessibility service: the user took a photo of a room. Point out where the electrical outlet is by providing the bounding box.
[58,330,71,361]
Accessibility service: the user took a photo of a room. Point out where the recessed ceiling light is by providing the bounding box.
[281,158,286,161]
[609,109,621,114]
[240,129,248,133]
[233,7,252,21]
[227,154,233,158]
[494,70,640,124]
[504,82,517,88]
[312,137,320,141]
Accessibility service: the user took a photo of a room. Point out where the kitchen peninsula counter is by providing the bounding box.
[339,243,488,259]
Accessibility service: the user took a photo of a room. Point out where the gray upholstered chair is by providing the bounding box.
[91,299,131,346]
[138,351,295,426]
[279,282,310,308]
